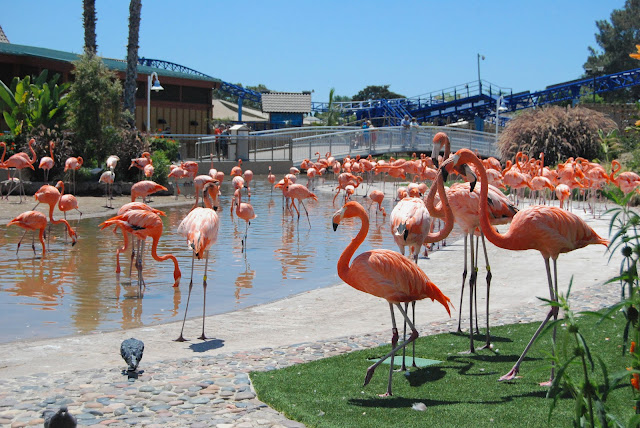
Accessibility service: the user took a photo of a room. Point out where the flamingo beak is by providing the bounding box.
[332,222,338,231]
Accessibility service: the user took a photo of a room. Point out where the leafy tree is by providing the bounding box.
[65,53,124,163]
[498,105,617,165]
[0,70,70,142]
[83,0,97,54]
[585,0,640,102]
[212,83,270,111]
[123,0,142,126]
[352,85,405,101]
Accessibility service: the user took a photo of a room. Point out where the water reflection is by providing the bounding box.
[0,177,403,343]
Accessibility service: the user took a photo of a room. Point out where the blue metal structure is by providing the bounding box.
[138,58,262,121]
[311,67,640,125]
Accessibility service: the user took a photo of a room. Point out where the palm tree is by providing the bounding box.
[83,0,97,55]
[124,0,142,126]
[327,87,337,126]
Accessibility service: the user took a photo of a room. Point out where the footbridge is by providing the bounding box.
[191,126,497,166]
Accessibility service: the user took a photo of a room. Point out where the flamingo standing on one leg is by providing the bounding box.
[2,140,36,202]
[64,156,83,196]
[267,166,276,194]
[175,181,220,341]
[449,148,608,384]
[7,210,48,256]
[39,141,55,183]
[243,169,253,197]
[331,199,453,396]
[99,209,181,288]
[234,188,256,252]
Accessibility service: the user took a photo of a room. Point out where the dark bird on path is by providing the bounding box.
[120,337,144,373]
[43,406,77,428]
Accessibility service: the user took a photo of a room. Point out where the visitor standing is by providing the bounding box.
[401,115,410,148]
[410,117,419,147]
[362,120,370,148]
[368,120,377,150]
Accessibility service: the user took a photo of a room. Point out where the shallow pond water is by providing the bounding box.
[0,177,404,343]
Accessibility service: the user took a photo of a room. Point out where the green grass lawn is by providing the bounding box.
[251,310,635,428]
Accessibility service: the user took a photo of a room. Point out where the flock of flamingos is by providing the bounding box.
[2,131,639,396]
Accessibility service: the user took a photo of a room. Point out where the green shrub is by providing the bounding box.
[147,135,180,162]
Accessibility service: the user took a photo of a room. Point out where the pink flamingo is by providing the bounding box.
[99,170,115,208]
[449,148,608,383]
[7,210,48,256]
[332,198,453,396]
[143,163,154,179]
[55,181,82,241]
[283,177,317,226]
[130,180,167,203]
[243,169,253,197]
[129,152,152,171]
[2,141,36,202]
[38,140,55,183]
[267,166,276,194]
[192,175,216,210]
[555,184,571,209]
[390,188,431,263]
[100,209,181,288]
[230,159,243,177]
[64,156,83,196]
[176,180,220,341]
[106,155,120,171]
[168,165,188,200]
[369,190,386,217]
[234,187,256,252]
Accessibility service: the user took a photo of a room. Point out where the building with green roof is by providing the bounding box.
[0,42,222,135]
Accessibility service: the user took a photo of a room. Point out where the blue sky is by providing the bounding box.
[1,0,626,101]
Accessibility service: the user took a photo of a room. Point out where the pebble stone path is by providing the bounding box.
[0,278,619,427]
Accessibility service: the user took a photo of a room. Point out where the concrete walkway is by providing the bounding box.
[0,186,624,427]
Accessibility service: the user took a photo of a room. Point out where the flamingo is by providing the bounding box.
[2,140,36,202]
[31,181,77,245]
[143,163,154,179]
[99,209,181,288]
[234,187,256,252]
[230,176,245,217]
[243,169,253,197]
[426,169,518,351]
[176,180,221,341]
[192,175,216,210]
[106,155,120,171]
[168,165,187,200]
[331,199,453,396]
[130,180,167,203]
[129,152,152,171]
[283,177,317,227]
[390,188,431,263]
[39,141,55,182]
[7,211,48,256]
[449,148,608,383]
[111,202,166,275]
[555,184,571,209]
[64,156,83,196]
[56,180,82,222]
[369,190,386,217]
[230,159,243,177]
[99,170,116,208]
[267,166,276,194]
[610,160,640,196]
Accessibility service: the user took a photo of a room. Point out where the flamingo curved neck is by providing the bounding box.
[425,171,454,243]
[336,207,369,283]
[149,234,180,284]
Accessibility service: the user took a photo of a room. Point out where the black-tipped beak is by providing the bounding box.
[332,222,338,231]
[470,179,477,192]
[214,206,218,211]
[442,167,449,182]
[403,228,409,241]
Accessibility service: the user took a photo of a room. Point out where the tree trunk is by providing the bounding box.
[83,0,97,55]
[124,0,142,127]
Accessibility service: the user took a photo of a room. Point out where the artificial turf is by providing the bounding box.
[251,310,635,428]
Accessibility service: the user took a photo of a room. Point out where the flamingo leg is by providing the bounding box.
[299,200,312,228]
[175,254,196,342]
[456,235,468,332]
[499,257,558,382]
[16,228,29,254]
[473,234,480,334]
[364,303,419,397]
[478,233,493,350]
[401,302,408,371]
[465,233,476,353]
[386,303,398,397]
[198,253,210,340]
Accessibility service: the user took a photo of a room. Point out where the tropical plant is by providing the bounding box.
[326,87,337,126]
[498,105,617,165]
[65,53,124,162]
[0,70,70,141]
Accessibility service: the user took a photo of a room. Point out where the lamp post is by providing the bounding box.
[147,72,163,133]
[495,95,507,143]
[477,53,485,94]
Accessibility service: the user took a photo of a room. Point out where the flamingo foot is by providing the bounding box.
[478,342,493,351]
[539,379,553,387]
[499,367,520,382]
[378,392,392,397]
[174,335,188,342]
[198,334,208,340]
